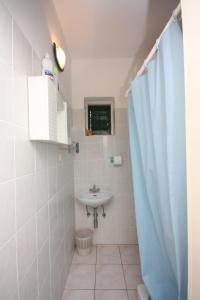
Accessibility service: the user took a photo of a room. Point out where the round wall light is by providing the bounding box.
[53,42,66,72]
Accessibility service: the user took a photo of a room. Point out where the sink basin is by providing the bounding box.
[77,191,113,208]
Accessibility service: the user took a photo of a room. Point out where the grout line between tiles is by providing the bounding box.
[96,243,138,246]
[118,245,123,265]
[13,92,20,300]
[94,245,97,300]
[48,201,53,300]
[72,260,124,266]
[35,213,40,299]
[119,245,129,300]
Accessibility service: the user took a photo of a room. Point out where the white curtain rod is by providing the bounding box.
[126,3,181,96]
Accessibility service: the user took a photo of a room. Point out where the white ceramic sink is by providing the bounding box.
[77,191,112,208]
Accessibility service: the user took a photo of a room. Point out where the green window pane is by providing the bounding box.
[88,105,111,135]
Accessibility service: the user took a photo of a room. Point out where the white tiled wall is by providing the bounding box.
[0,2,74,300]
[72,108,137,244]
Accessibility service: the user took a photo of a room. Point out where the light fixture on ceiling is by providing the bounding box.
[53,42,66,72]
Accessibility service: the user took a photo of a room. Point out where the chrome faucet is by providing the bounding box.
[89,184,100,193]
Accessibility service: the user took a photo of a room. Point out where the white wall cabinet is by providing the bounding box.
[28,76,70,145]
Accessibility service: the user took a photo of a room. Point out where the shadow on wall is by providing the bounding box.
[119,0,179,101]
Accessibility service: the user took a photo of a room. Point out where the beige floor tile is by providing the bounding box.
[120,245,140,265]
[65,265,95,289]
[62,290,94,300]
[95,290,128,300]
[123,265,142,289]
[96,265,126,290]
[127,290,138,300]
[97,246,121,264]
[72,247,96,264]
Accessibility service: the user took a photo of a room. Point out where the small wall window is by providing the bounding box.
[84,97,115,136]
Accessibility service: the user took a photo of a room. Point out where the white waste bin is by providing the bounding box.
[75,228,93,256]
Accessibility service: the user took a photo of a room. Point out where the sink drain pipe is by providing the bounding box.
[85,205,106,228]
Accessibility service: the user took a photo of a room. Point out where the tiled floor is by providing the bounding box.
[62,245,142,300]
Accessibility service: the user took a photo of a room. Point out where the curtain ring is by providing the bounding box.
[172,10,177,22]
[155,39,159,50]
[143,59,148,74]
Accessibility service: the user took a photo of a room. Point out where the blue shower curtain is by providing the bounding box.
[128,20,187,300]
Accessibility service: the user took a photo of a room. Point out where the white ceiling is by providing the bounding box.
[53,0,179,59]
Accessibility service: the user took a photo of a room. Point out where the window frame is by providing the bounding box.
[84,97,115,136]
